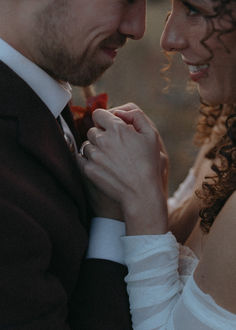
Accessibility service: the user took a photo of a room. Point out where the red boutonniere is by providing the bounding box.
[70,93,108,142]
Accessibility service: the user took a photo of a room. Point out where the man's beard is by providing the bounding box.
[37,32,127,86]
[39,45,111,86]
[33,0,127,86]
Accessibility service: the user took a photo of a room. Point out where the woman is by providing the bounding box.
[78,0,236,328]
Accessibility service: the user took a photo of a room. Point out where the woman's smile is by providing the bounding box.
[161,0,236,104]
[183,59,210,82]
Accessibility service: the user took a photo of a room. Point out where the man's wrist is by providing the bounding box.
[86,217,126,264]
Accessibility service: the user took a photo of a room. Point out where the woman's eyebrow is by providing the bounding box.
[181,0,209,11]
[188,0,208,6]
[187,0,207,4]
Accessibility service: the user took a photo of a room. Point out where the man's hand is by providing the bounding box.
[80,103,141,221]
[78,108,168,235]
[83,177,123,221]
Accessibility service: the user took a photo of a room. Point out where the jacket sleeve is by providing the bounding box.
[0,198,70,330]
[69,258,132,330]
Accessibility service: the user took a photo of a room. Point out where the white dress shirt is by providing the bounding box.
[0,37,125,263]
[0,38,71,117]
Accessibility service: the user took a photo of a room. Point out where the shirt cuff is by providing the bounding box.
[86,217,126,265]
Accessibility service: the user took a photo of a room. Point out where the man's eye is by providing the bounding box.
[182,1,200,16]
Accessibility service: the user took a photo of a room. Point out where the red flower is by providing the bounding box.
[70,93,108,142]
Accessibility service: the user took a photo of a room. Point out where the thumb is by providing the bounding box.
[76,152,87,175]
[114,109,151,134]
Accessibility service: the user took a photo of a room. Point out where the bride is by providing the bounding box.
[78,0,236,329]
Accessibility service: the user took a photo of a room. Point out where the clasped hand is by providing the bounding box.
[78,103,168,235]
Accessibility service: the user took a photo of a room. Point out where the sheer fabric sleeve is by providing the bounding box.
[168,168,195,214]
[121,232,236,330]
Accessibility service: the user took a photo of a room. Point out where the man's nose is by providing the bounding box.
[160,12,188,52]
[119,0,146,40]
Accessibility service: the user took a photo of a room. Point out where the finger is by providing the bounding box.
[77,152,87,174]
[92,108,124,130]
[77,154,123,202]
[108,102,140,115]
[80,140,91,158]
[77,148,100,172]
[114,109,154,134]
[82,142,98,161]
[87,126,105,147]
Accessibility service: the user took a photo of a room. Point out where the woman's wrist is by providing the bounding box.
[125,218,168,236]
[121,187,168,236]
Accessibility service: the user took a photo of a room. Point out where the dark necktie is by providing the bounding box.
[57,104,82,155]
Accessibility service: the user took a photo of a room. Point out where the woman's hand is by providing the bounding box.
[109,103,169,197]
[78,107,168,235]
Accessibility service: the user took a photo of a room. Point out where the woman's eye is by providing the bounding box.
[182,1,200,17]
[189,7,199,16]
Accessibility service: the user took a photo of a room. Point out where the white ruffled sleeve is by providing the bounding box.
[121,232,236,330]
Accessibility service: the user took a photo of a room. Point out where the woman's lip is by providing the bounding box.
[102,47,118,59]
[184,60,208,66]
[189,66,209,82]
[182,61,209,82]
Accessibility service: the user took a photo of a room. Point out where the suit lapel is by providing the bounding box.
[0,61,88,224]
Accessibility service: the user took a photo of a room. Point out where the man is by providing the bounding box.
[0,0,146,328]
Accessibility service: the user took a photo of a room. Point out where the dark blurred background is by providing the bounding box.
[73,0,200,195]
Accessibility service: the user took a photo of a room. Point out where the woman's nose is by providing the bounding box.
[160,13,188,52]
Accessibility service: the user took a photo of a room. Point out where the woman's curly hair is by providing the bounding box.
[194,0,236,232]
[196,108,236,232]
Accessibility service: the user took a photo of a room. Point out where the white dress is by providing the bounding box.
[121,233,236,330]
[167,168,196,214]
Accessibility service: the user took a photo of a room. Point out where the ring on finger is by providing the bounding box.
[80,140,91,158]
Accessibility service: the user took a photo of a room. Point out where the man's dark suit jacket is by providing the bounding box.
[0,61,132,329]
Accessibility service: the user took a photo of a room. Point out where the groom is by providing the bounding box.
[0,0,146,329]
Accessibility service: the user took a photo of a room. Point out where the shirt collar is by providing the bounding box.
[0,38,72,118]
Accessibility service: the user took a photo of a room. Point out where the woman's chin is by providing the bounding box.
[198,85,235,106]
